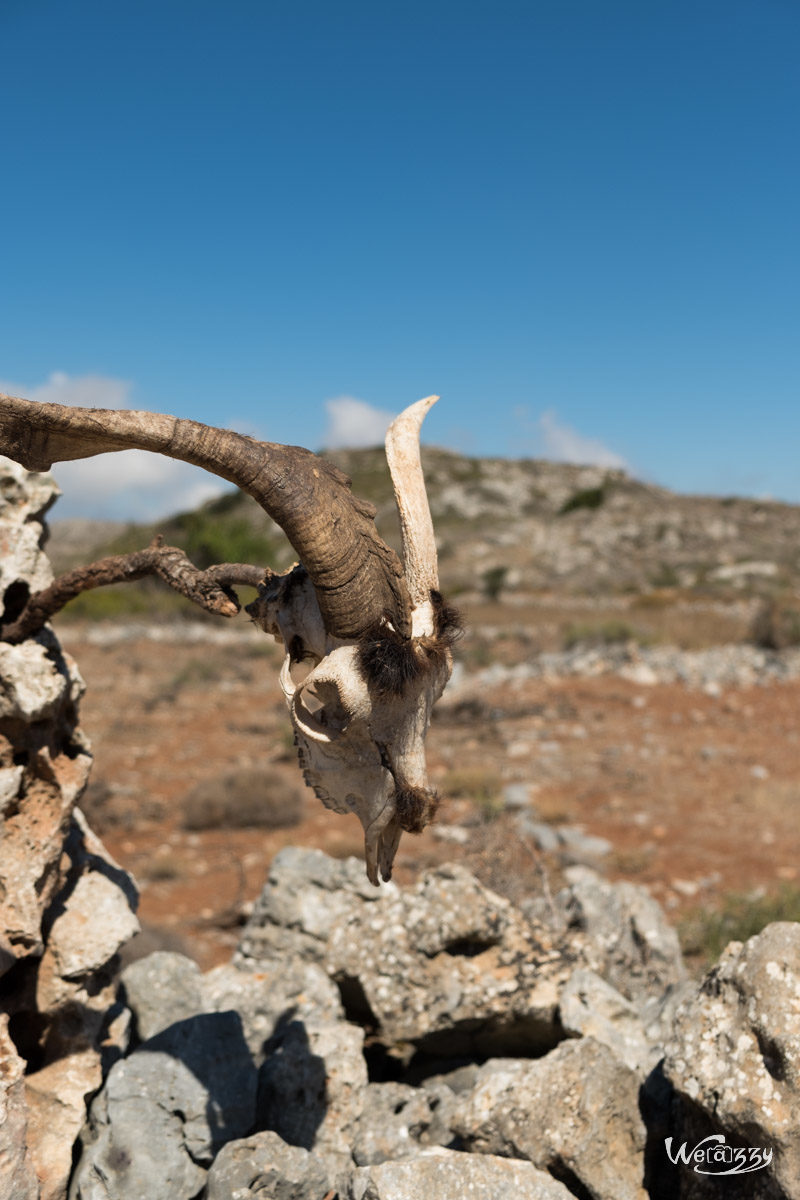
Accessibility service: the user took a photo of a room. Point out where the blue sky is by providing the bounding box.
[2,0,799,518]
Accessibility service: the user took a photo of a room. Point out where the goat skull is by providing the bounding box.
[0,391,458,883]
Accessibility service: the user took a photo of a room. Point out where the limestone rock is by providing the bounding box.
[35,813,139,1059]
[70,1012,257,1200]
[25,1050,102,1200]
[201,958,342,1063]
[0,1015,39,1200]
[453,1038,648,1200]
[559,967,655,1073]
[204,1131,330,1200]
[325,862,574,1056]
[342,1147,575,1200]
[663,922,800,1198]
[351,1082,456,1166]
[258,1017,367,1171]
[121,951,203,1041]
[554,867,686,1004]
[236,846,381,965]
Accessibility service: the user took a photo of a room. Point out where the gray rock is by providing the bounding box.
[70,1012,257,1200]
[258,1017,366,1171]
[0,1015,39,1200]
[555,825,613,866]
[516,814,562,853]
[453,1038,648,1200]
[237,846,382,965]
[559,967,654,1073]
[121,952,203,1041]
[201,958,342,1063]
[663,922,800,1198]
[556,867,685,1004]
[204,1131,330,1200]
[342,1148,575,1199]
[351,1082,456,1166]
[325,862,574,1056]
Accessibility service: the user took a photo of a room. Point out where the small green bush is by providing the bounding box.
[680,885,800,967]
[481,566,509,602]
[443,766,504,821]
[559,486,605,515]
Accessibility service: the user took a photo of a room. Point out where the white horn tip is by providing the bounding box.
[387,395,439,444]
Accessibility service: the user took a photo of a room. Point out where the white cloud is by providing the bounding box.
[0,371,228,521]
[538,409,630,471]
[323,395,394,449]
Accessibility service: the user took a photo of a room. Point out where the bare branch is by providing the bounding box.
[1,537,269,643]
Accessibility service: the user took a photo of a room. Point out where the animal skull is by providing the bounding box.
[0,391,458,883]
[246,560,455,884]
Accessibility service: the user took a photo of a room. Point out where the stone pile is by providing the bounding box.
[450,641,800,695]
[44,848,800,1200]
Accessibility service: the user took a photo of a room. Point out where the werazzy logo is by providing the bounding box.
[666,1134,772,1175]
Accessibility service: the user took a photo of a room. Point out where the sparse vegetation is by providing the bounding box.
[443,765,504,821]
[751,595,800,650]
[679,884,800,968]
[481,565,509,602]
[181,767,304,831]
[559,485,606,515]
[562,620,639,650]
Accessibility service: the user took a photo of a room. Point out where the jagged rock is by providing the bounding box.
[553,867,686,1004]
[0,1014,39,1200]
[342,1147,575,1199]
[201,958,342,1062]
[453,1037,648,1200]
[0,456,58,594]
[0,647,92,971]
[35,813,139,1060]
[120,952,203,1041]
[70,1012,257,1200]
[663,922,800,1198]
[25,1050,101,1200]
[204,1131,330,1200]
[351,1082,457,1166]
[258,1017,366,1172]
[559,967,654,1073]
[324,862,576,1056]
[236,846,381,965]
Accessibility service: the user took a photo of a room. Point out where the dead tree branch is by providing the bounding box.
[1,537,269,643]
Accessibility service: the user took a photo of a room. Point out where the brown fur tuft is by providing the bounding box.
[357,591,464,696]
[395,785,440,833]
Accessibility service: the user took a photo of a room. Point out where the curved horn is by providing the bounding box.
[0,395,412,640]
[385,395,440,610]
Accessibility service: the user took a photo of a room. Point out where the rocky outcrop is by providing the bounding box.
[0,459,140,1200]
[663,923,800,1198]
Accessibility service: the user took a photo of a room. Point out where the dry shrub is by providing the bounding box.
[751,595,800,650]
[461,813,563,910]
[182,766,304,831]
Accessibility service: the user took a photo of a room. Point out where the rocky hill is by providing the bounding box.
[48,448,800,598]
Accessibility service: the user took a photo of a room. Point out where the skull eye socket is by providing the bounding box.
[294,679,349,738]
[288,636,321,686]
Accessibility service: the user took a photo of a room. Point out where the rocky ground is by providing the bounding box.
[54,610,800,973]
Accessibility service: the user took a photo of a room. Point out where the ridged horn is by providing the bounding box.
[385,395,440,609]
[0,395,412,640]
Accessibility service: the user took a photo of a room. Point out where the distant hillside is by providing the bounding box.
[48,446,800,606]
